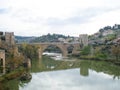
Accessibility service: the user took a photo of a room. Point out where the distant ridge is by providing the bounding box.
[15,34,72,43]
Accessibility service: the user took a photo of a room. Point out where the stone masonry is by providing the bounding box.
[0,50,5,74]
[0,31,15,46]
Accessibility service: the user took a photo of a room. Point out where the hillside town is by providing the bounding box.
[89,24,120,45]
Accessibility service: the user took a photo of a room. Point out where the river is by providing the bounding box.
[0,55,120,90]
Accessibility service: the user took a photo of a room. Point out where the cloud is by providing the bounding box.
[0,0,120,36]
[46,7,118,26]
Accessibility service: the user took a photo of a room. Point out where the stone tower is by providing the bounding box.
[5,32,15,46]
[79,34,88,46]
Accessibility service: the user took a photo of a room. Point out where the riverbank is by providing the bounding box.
[78,56,120,66]
[0,67,26,82]
[69,54,120,66]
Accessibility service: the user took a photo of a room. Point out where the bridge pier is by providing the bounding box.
[61,47,68,58]
[38,48,43,59]
[72,43,81,55]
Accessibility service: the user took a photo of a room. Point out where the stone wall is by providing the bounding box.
[0,31,15,47]
[0,50,5,74]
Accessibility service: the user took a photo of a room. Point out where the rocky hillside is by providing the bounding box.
[15,34,74,43]
[15,36,36,43]
[89,24,120,45]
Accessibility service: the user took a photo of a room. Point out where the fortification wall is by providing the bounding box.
[0,50,5,74]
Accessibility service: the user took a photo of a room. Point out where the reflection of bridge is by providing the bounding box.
[29,42,82,58]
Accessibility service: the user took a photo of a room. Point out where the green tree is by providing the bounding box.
[18,43,38,59]
[95,51,107,59]
[80,46,91,55]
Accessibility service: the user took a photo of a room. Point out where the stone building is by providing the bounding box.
[102,29,114,36]
[79,34,88,46]
[0,31,15,46]
[0,50,5,74]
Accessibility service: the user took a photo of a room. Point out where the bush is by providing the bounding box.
[80,46,91,55]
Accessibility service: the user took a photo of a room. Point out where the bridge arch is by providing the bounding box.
[43,45,62,53]
[38,43,68,58]
[66,43,81,55]
[67,45,74,54]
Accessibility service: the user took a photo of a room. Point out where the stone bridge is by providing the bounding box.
[29,42,82,59]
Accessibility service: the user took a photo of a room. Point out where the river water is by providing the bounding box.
[0,56,120,90]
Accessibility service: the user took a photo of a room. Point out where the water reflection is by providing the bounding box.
[1,56,120,90]
[31,57,120,79]
[80,60,120,79]
[20,69,120,90]
[80,65,89,76]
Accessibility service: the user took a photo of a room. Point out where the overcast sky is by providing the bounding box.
[0,0,120,36]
